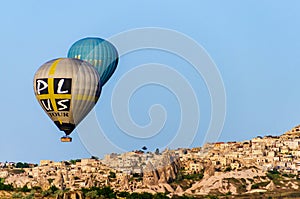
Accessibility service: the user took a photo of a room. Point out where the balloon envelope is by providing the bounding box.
[33,58,101,139]
[67,37,119,86]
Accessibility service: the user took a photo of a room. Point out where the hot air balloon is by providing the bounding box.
[67,37,119,86]
[33,58,101,142]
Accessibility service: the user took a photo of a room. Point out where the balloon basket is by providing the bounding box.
[61,136,72,142]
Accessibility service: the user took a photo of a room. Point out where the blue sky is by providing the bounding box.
[1,1,300,163]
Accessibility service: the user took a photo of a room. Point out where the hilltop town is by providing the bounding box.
[2,125,300,198]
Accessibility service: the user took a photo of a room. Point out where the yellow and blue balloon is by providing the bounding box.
[67,37,119,86]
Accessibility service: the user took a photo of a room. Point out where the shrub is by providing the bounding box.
[0,181,14,191]
[153,192,169,199]
[224,166,232,172]
[282,173,296,178]
[117,191,129,197]
[12,192,22,198]
[42,185,59,197]
[49,185,59,193]
[182,173,203,180]
[251,181,270,189]
[20,185,30,192]
[251,184,259,189]
[23,193,35,199]
[206,195,219,199]
[127,192,153,199]
[32,186,42,192]
[85,190,98,198]
[132,173,140,178]
[82,186,116,198]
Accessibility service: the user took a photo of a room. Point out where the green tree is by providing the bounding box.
[23,192,35,199]
[0,178,14,191]
[132,173,140,178]
[153,192,169,199]
[206,195,219,199]
[32,186,42,192]
[69,159,77,165]
[224,166,232,172]
[11,192,22,198]
[82,186,116,198]
[117,191,130,198]
[98,186,116,198]
[85,190,99,198]
[15,162,29,168]
[47,178,54,184]
[127,192,153,199]
[49,185,59,193]
[91,156,99,160]
[109,171,116,178]
[155,148,160,155]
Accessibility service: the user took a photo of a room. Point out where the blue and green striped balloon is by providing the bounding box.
[67,37,119,86]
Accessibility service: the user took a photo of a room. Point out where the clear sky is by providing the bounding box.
[1,1,300,163]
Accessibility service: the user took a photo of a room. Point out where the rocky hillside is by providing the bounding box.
[1,162,300,198]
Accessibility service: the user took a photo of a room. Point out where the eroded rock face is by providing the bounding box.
[143,154,181,187]
[203,161,215,177]
[186,168,266,195]
[38,176,51,190]
[266,180,275,191]
[174,185,184,196]
[143,162,159,186]
[120,175,129,190]
[158,170,167,183]
[53,172,64,189]
[5,175,32,189]
[0,171,8,178]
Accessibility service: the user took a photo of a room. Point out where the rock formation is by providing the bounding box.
[143,161,159,186]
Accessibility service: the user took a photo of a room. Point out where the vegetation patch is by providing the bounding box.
[224,178,247,193]
[251,181,270,189]
[0,178,14,191]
